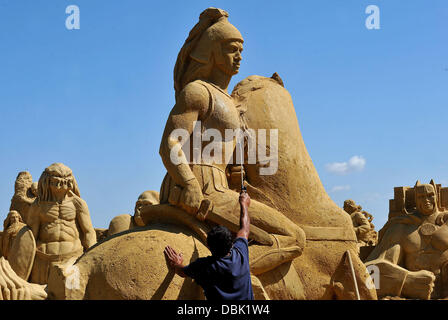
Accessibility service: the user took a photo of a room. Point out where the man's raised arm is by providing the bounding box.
[236,191,250,240]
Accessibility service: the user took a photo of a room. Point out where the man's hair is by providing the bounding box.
[207,225,233,258]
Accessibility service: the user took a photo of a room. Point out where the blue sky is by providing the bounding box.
[0,0,446,230]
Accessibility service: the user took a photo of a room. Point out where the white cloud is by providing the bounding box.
[325,155,366,175]
[330,185,351,192]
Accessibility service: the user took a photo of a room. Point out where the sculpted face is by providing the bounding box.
[343,200,357,214]
[49,175,72,196]
[216,40,243,76]
[135,199,155,213]
[415,184,437,216]
[10,212,21,224]
[5,211,22,229]
[31,182,38,197]
[39,163,79,202]
[134,191,159,214]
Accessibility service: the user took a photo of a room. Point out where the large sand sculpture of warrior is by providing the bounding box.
[46,8,376,300]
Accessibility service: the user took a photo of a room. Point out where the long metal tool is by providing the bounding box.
[239,137,246,192]
[346,250,361,300]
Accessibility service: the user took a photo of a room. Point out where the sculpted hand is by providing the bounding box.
[227,165,244,188]
[68,189,79,199]
[68,190,82,207]
[402,270,436,300]
[179,179,204,215]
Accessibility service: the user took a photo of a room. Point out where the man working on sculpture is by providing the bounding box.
[164,191,254,300]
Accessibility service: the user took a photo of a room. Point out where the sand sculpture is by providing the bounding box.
[0,7,381,300]
[343,200,377,246]
[0,163,96,300]
[365,180,448,299]
[228,75,375,299]
[42,8,376,300]
[27,163,97,284]
[10,171,37,224]
[2,211,26,259]
[107,190,160,237]
[0,257,47,300]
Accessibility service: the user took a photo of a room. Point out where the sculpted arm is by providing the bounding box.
[159,82,209,213]
[353,212,371,230]
[72,194,96,249]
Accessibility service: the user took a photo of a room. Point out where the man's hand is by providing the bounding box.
[164,246,184,268]
[239,191,250,209]
[164,246,187,278]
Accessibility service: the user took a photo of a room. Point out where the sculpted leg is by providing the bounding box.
[208,189,305,241]
[207,190,305,238]
[248,236,304,275]
[30,255,50,285]
[206,190,306,274]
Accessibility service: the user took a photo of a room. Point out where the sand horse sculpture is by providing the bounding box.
[43,8,376,300]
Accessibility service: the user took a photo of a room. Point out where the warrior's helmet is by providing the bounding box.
[174,7,244,98]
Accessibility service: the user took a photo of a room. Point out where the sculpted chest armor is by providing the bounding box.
[198,80,241,134]
[160,81,242,204]
[404,220,448,272]
[196,80,242,167]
